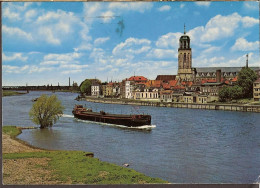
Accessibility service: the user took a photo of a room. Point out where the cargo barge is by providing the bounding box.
[72,105,151,127]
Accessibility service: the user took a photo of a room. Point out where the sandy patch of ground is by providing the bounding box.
[2,133,69,185]
[2,134,43,153]
[3,158,62,185]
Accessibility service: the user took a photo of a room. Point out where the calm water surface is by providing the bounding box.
[2,91,260,183]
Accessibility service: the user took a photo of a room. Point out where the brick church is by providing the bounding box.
[175,26,258,82]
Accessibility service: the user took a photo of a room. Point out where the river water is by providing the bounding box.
[2,91,260,183]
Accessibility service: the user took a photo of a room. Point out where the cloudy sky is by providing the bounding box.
[2,1,259,86]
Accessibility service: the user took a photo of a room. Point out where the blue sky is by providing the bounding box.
[2,1,259,86]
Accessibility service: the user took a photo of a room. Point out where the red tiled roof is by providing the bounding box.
[168,80,178,87]
[181,81,193,87]
[146,80,162,88]
[231,77,238,82]
[128,76,148,81]
[162,83,170,90]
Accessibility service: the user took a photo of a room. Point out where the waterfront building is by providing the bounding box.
[103,82,113,97]
[253,78,260,101]
[133,85,159,100]
[196,95,208,104]
[193,67,259,82]
[91,83,100,97]
[200,82,228,102]
[125,80,134,99]
[160,90,173,102]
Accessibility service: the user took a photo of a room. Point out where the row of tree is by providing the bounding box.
[219,67,257,102]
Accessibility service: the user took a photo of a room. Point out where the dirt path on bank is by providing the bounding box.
[2,133,65,185]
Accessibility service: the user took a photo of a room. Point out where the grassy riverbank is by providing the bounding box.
[2,126,167,185]
[2,90,27,97]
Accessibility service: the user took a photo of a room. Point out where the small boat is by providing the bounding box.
[72,105,151,127]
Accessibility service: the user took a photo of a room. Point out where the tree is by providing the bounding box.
[237,67,257,98]
[79,79,92,95]
[29,94,65,129]
[230,85,243,100]
[219,86,231,102]
[219,85,243,102]
[79,79,101,95]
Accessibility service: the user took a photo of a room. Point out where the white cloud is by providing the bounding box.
[94,37,110,46]
[201,46,221,54]
[38,27,61,45]
[112,38,151,56]
[158,5,171,12]
[101,11,114,23]
[231,38,259,51]
[180,4,185,9]
[43,52,82,62]
[188,13,258,45]
[62,69,82,74]
[83,2,102,23]
[156,32,182,49]
[3,65,21,73]
[29,66,53,74]
[195,2,211,7]
[40,61,66,66]
[36,9,81,45]
[243,2,259,11]
[147,49,176,59]
[3,7,20,21]
[3,53,28,62]
[3,64,52,74]
[108,2,153,13]
[2,25,33,41]
[241,16,258,27]
[60,64,88,69]
[201,13,241,42]
[25,9,37,22]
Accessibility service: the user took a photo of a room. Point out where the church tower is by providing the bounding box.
[177,25,193,81]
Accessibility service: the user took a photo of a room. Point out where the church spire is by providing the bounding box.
[184,23,186,34]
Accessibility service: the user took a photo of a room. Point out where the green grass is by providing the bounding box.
[2,90,26,97]
[3,126,167,184]
[3,151,167,184]
[2,126,22,137]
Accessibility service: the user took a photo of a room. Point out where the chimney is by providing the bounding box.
[216,69,221,83]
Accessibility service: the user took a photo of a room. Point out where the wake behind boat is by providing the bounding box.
[72,105,151,127]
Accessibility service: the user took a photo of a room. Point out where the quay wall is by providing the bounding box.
[84,98,260,113]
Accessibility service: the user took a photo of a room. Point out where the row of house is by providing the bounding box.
[89,68,260,103]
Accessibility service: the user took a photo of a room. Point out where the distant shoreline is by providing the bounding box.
[83,97,260,113]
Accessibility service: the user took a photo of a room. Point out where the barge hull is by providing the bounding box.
[74,113,150,127]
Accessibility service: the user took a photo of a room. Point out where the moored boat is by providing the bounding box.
[72,105,151,127]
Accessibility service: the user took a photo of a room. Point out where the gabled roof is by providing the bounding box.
[128,76,148,81]
[146,80,162,88]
